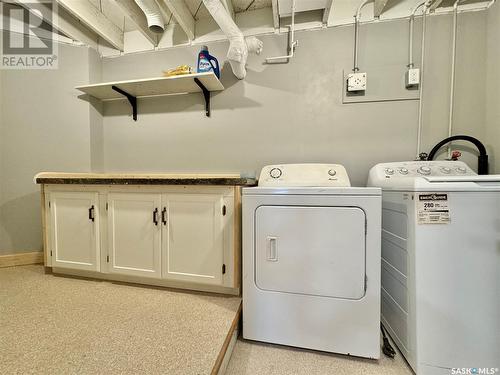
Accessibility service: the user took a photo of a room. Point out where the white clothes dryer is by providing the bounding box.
[242,164,382,359]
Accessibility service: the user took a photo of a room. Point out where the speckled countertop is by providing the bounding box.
[34,172,257,186]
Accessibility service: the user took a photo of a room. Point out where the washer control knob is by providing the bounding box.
[269,167,282,179]
[456,167,467,174]
[328,169,336,177]
[440,167,451,174]
[385,168,395,175]
[417,166,432,175]
[398,168,409,175]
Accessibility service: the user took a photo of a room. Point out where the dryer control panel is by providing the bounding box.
[258,164,351,187]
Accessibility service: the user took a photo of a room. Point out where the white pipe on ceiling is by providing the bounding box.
[265,0,298,63]
[203,0,263,79]
[134,0,165,33]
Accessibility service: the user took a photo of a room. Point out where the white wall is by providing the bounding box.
[0,7,497,254]
[486,0,500,173]
[100,11,489,186]
[0,66,5,249]
[0,40,96,254]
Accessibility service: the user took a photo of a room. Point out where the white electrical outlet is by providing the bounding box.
[405,68,420,88]
[347,72,367,92]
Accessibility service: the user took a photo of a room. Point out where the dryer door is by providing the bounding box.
[255,205,366,299]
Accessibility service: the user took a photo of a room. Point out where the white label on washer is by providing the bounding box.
[417,193,450,224]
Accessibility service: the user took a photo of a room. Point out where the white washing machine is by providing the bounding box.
[368,161,500,374]
[242,164,382,359]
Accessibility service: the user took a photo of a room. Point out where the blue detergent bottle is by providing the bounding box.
[197,46,220,78]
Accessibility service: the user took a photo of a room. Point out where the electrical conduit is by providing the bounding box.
[353,0,372,72]
[415,0,432,159]
[447,0,461,158]
[408,1,427,68]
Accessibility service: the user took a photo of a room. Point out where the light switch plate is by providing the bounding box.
[405,68,420,88]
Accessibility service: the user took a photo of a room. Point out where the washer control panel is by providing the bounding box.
[378,161,475,178]
[368,160,476,187]
[259,164,351,187]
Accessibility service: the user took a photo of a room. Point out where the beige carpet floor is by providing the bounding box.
[226,337,413,374]
[0,265,240,375]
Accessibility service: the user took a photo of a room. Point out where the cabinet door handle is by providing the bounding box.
[153,208,159,226]
[88,205,95,222]
[161,207,167,225]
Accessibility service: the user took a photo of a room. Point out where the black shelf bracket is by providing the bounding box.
[194,78,211,117]
[112,85,137,121]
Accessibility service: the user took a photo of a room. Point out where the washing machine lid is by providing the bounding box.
[254,205,366,299]
[243,186,381,195]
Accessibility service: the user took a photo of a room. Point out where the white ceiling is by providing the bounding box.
[10,0,494,55]
[184,0,272,20]
[99,0,493,33]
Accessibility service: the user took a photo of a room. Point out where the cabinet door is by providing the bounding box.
[108,193,161,278]
[50,192,100,271]
[162,194,224,285]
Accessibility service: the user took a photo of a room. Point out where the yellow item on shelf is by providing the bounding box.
[163,65,192,77]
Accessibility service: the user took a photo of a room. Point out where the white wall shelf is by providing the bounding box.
[76,72,224,120]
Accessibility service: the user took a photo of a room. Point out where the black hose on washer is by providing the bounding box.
[427,135,489,175]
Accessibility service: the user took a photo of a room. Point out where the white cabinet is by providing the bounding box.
[107,193,161,278]
[43,185,241,295]
[162,194,224,285]
[50,192,100,271]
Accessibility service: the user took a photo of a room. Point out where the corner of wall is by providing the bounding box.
[486,0,500,173]
[88,47,105,173]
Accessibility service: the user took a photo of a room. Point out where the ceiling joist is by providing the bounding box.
[374,0,390,17]
[56,0,124,51]
[114,0,158,46]
[221,0,236,19]
[429,0,445,10]
[160,0,195,41]
[14,0,99,49]
[322,0,334,24]
[271,0,279,29]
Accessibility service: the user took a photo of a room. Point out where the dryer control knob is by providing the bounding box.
[456,167,467,174]
[398,168,409,175]
[269,167,282,179]
[440,167,451,174]
[328,169,336,176]
[418,166,432,175]
[385,168,395,175]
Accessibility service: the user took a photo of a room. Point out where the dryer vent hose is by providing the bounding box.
[427,135,489,175]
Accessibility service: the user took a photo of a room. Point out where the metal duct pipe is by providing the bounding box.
[203,0,263,79]
[134,0,165,33]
